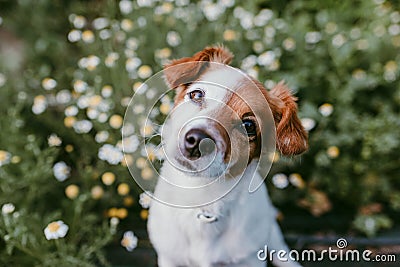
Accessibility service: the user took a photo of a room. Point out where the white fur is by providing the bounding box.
[195,67,243,102]
[148,161,301,267]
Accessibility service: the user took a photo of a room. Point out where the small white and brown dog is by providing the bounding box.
[148,46,308,267]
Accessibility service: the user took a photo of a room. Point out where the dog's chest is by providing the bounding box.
[148,190,262,265]
[148,162,273,265]
[179,202,230,238]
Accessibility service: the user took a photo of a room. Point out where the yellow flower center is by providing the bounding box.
[117,183,130,196]
[82,30,94,42]
[109,115,123,129]
[102,172,115,185]
[156,48,171,59]
[117,208,128,219]
[141,125,154,136]
[65,145,74,152]
[34,95,46,102]
[147,151,156,162]
[133,82,143,92]
[162,2,173,13]
[268,151,280,163]
[121,19,133,31]
[141,167,153,180]
[327,146,340,158]
[108,207,118,217]
[223,30,237,41]
[47,222,60,233]
[138,65,153,79]
[159,103,171,115]
[121,154,133,167]
[91,185,104,200]
[65,185,79,199]
[64,116,76,128]
[124,196,134,207]
[136,157,147,169]
[140,209,149,220]
[121,237,130,247]
[89,95,102,107]
[0,150,7,161]
[11,156,21,164]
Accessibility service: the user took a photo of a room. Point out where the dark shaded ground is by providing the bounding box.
[107,238,400,267]
[107,229,400,266]
[107,207,400,266]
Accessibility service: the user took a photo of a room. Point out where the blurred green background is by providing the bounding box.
[0,0,399,266]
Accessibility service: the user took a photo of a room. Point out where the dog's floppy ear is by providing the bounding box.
[163,46,233,89]
[268,81,308,155]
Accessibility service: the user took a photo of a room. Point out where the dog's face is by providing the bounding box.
[161,46,308,179]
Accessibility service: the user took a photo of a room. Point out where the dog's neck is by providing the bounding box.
[156,160,260,209]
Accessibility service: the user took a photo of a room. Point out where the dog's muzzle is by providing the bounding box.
[172,117,231,175]
[180,128,216,160]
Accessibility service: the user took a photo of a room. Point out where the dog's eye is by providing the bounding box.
[188,89,204,103]
[242,119,257,136]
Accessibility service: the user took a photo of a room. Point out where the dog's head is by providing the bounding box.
[161,46,307,178]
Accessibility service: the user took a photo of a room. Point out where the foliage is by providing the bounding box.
[0,0,399,265]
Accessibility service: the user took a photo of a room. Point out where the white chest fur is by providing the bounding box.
[147,161,298,267]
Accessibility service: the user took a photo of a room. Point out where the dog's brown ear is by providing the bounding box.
[163,46,233,89]
[269,82,308,155]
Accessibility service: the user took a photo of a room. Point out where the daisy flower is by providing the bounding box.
[44,220,69,240]
[95,131,110,143]
[300,118,316,131]
[121,231,138,252]
[0,150,12,166]
[272,173,289,189]
[56,90,72,104]
[53,161,71,182]
[98,144,124,165]
[48,134,62,147]
[119,0,133,14]
[121,123,135,137]
[73,120,93,134]
[32,95,47,115]
[1,203,15,215]
[139,191,152,209]
[93,17,109,30]
[68,29,81,42]
[41,78,57,90]
[166,31,181,47]
[122,135,140,153]
[318,103,334,117]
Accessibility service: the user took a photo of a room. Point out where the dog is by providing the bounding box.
[148,46,307,267]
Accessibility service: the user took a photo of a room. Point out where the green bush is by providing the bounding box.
[0,0,399,265]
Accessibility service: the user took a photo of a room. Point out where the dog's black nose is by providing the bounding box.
[183,129,215,159]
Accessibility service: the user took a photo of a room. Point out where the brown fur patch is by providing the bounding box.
[225,78,308,158]
[163,46,233,104]
[224,79,266,163]
[268,81,308,155]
